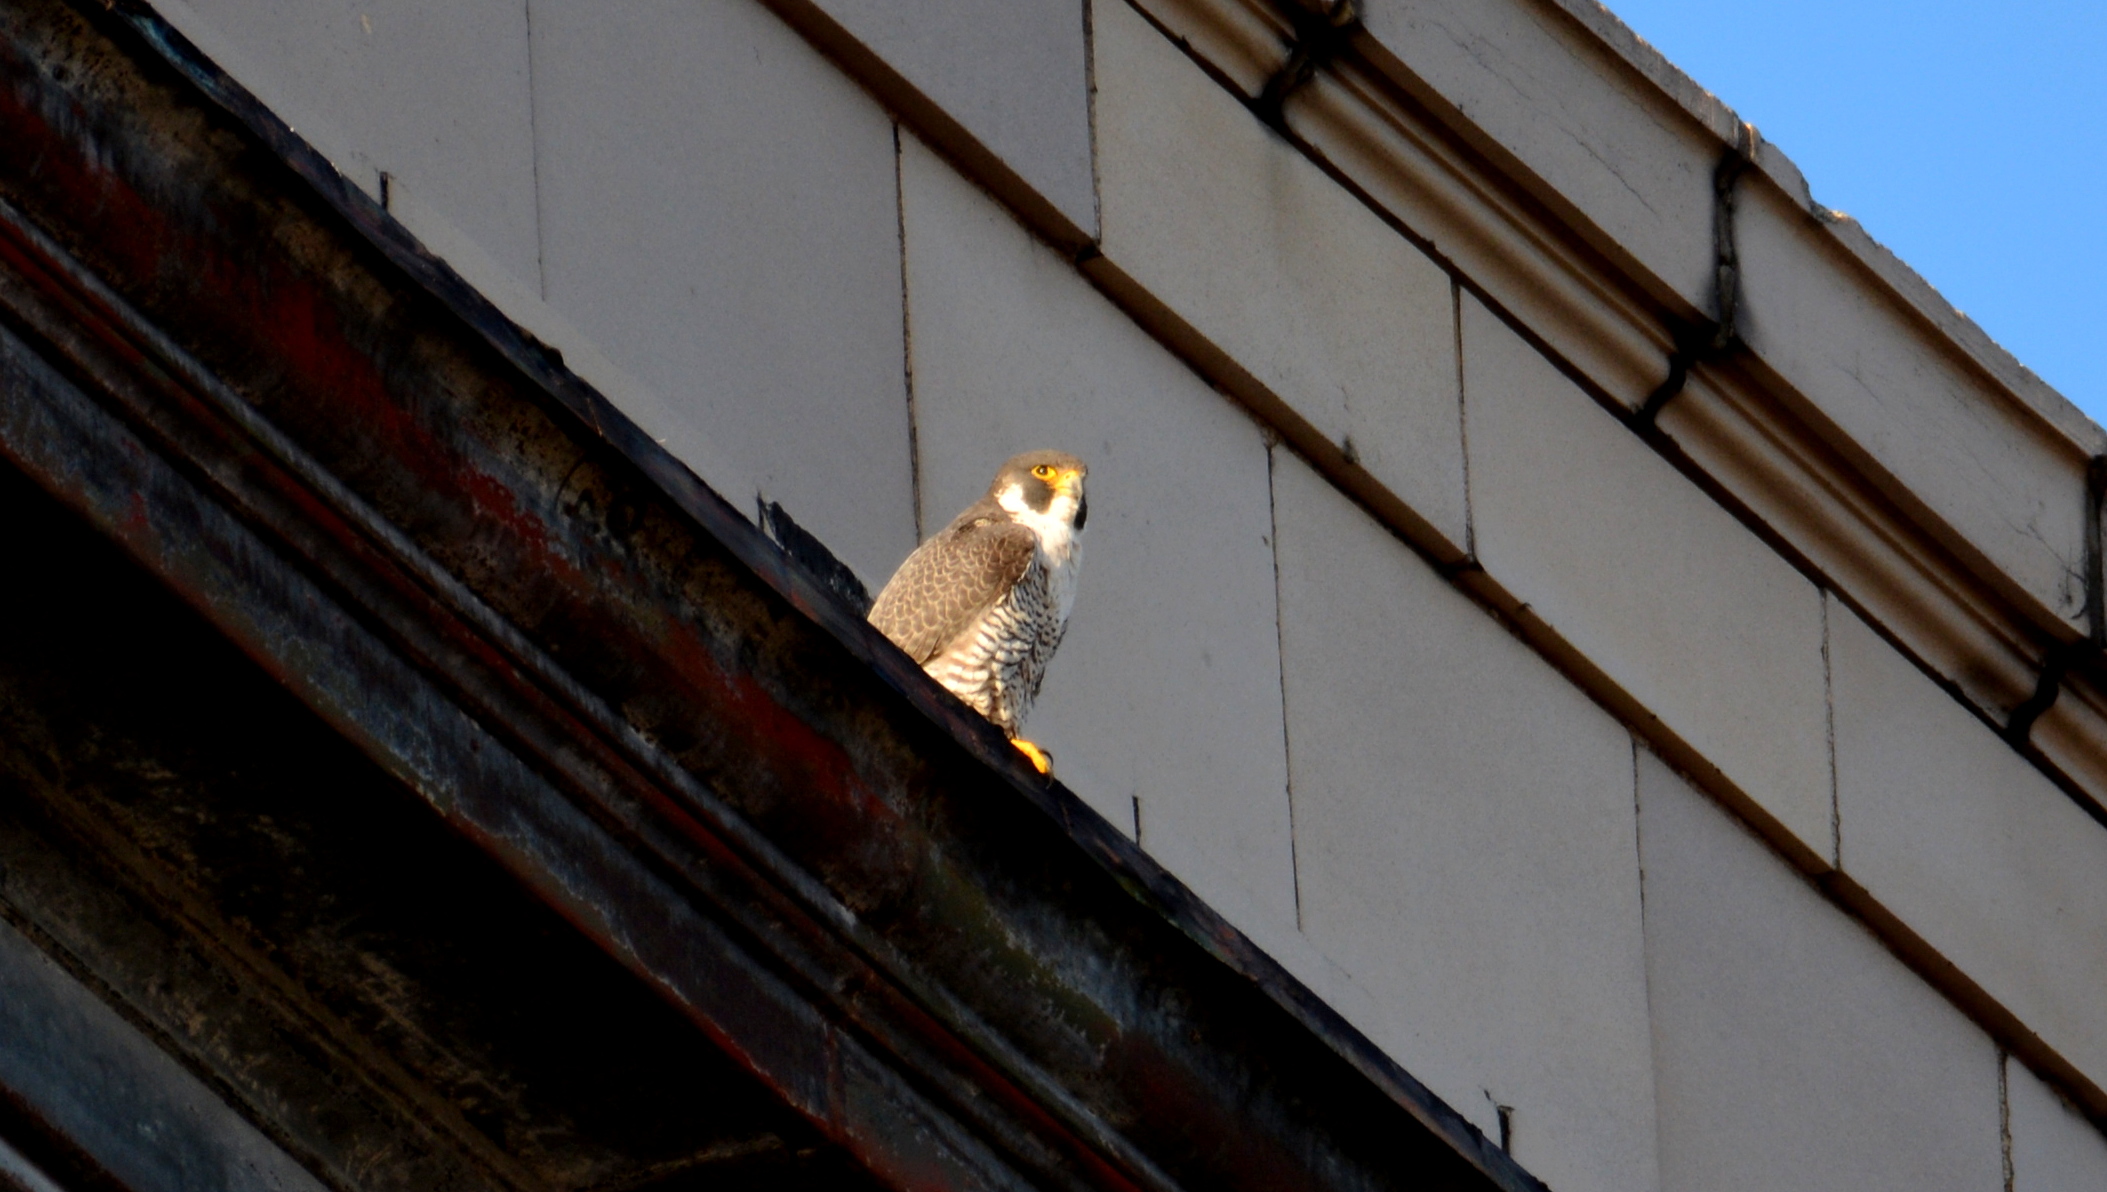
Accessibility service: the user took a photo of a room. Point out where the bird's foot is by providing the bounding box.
[1011,738,1053,776]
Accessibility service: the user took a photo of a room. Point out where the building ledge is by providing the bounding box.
[0,1,1548,1188]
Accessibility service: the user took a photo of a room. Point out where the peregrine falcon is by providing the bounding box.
[868,451,1088,775]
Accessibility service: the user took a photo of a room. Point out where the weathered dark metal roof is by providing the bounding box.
[0,1,1544,1189]
[0,464,885,1192]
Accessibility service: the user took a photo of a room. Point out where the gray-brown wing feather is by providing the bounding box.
[868,512,1038,664]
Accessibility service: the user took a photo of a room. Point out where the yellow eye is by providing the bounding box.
[1032,464,1057,480]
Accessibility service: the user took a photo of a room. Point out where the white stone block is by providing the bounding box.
[1737,179,2090,628]
[1829,597,2107,1093]
[1357,0,1720,313]
[811,0,1095,235]
[2007,1057,2107,1192]
[1639,751,2004,1192]
[1092,0,1468,549]
[1272,450,1658,1192]
[1461,293,1833,856]
[166,0,541,288]
[898,133,1296,941]
[379,175,749,505]
[529,0,916,587]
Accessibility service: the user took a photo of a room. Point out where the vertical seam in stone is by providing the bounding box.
[1266,442,1304,932]
[1629,735,1663,1097]
[1708,122,1751,352]
[1823,590,1841,870]
[523,0,550,300]
[894,125,924,543]
[1453,277,1476,561]
[2007,462,2106,746]
[1629,737,1646,916]
[1252,0,1359,135]
[1130,794,1143,844]
[1999,1049,2015,1192]
[1082,0,1102,242]
[1630,121,1752,432]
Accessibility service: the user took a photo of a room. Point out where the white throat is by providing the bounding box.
[997,482,1084,616]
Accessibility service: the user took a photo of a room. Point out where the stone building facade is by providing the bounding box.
[2,1,2104,1190]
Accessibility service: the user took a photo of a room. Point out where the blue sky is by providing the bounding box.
[1600,0,2105,427]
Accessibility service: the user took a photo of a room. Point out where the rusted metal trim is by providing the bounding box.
[0,316,1039,1192]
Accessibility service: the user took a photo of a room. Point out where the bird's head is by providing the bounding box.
[992,450,1088,535]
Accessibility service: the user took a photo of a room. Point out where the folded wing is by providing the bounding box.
[869,511,1039,665]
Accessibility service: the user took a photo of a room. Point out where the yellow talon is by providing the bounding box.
[1011,738,1053,776]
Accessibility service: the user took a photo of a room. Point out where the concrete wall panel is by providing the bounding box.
[1639,751,2003,1192]
[898,134,1296,940]
[2008,1056,2107,1192]
[813,0,1096,235]
[1093,0,1468,549]
[530,0,916,586]
[1272,449,1658,1192]
[166,0,540,288]
[1829,598,2107,1093]
[1462,293,1833,855]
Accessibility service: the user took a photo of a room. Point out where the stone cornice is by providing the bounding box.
[1534,0,2101,455]
[1147,0,2107,1125]
[1114,0,2107,821]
